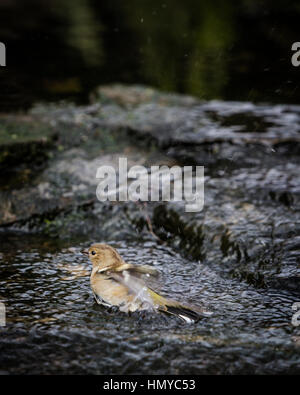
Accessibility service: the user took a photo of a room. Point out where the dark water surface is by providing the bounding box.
[1,0,300,111]
[0,231,299,374]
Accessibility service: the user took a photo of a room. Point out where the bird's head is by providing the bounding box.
[82,243,123,271]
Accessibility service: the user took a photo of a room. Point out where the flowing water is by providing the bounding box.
[0,232,299,374]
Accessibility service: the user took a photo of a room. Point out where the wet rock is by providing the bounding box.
[0,108,174,240]
[0,115,57,171]
[92,84,198,109]
[90,85,300,291]
[90,86,300,154]
[1,85,299,292]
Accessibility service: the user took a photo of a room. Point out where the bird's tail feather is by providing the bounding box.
[148,289,212,323]
[162,304,203,323]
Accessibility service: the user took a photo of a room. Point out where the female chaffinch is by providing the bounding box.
[84,243,211,323]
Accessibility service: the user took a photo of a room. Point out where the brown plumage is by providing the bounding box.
[84,243,211,323]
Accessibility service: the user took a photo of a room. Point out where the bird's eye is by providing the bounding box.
[91,251,96,256]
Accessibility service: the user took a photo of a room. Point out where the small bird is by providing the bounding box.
[83,243,211,323]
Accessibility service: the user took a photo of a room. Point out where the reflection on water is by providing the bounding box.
[0,0,300,111]
[0,233,299,374]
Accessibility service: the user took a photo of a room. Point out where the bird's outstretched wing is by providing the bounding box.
[101,263,213,322]
[111,262,161,294]
[113,262,159,277]
[105,263,161,309]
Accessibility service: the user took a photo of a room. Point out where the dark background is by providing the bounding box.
[0,0,300,111]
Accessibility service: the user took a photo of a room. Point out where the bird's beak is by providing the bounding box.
[81,248,89,255]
